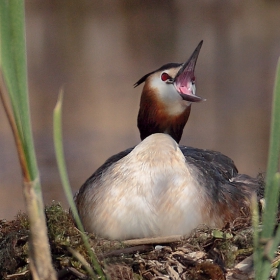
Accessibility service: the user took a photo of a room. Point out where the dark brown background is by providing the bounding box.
[1,0,280,219]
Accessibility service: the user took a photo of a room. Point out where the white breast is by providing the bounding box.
[80,134,209,240]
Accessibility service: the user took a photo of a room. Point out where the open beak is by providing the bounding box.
[174,40,205,102]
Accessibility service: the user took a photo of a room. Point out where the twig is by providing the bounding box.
[101,245,154,258]
[57,267,88,280]
[68,247,97,279]
[6,270,30,279]
[123,235,184,246]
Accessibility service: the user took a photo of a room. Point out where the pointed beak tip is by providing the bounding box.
[195,96,206,103]
[174,41,203,82]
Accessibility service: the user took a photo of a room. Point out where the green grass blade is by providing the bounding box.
[266,57,280,182]
[53,91,106,280]
[0,1,57,278]
[0,0,23,133]
[0,0,38,182]
[259,173,280,279]
[254,58,280,280]
[53,91,79,224]
[262,58,280,239]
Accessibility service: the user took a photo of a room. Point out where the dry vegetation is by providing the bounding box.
[0,173,277,280]
[2,187,279,280]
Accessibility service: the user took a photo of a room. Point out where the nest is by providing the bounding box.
[1,201,271,280]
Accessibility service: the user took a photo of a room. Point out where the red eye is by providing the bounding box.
[191,77,195,84]
[161,72,171,82]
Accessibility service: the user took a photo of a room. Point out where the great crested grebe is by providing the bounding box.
[74,41,259,240]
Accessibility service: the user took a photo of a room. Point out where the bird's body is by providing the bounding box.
[75,133,255,240]
[74,41,259,240]
[76,134,205,239]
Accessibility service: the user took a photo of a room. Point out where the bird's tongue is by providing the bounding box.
[178,85,188,95]
[179,86,204,102]
[175,76,205,102]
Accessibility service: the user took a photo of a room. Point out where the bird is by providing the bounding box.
[74,41,259,240]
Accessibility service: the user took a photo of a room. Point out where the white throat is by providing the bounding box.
[149,76,190,116]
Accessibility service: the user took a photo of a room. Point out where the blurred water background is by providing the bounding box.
[1,0,280,219]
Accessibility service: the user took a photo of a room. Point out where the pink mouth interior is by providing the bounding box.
[175,69,194,96]
[175,75,204,102]
[178,86,189,95]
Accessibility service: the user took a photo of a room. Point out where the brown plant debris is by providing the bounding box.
[0,194,278,280]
